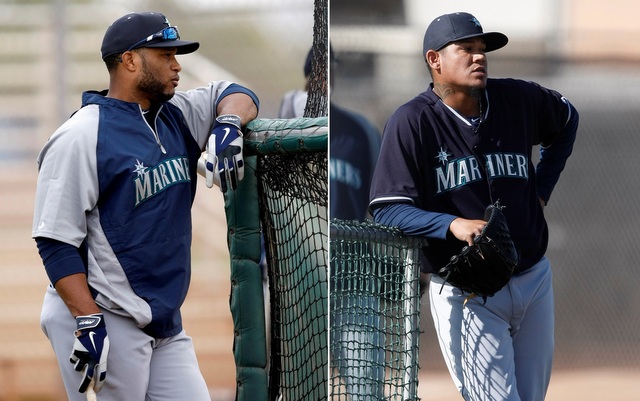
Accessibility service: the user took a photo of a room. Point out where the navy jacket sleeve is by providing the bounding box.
[536,101,579,204]
[372,202,457,240]
[35,237,87,286]
[218,83,260,111]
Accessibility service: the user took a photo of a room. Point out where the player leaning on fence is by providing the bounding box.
[369,12,578,401]
[32,11,258,401]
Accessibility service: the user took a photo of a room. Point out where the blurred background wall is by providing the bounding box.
[0,0,314,400]
[330,0,640,399]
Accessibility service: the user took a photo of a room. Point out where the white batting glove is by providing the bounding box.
[205,114,244,192]
[69,313,110,393]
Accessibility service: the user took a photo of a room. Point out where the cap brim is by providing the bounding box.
[146,40,200,55]
[451,32,508,52]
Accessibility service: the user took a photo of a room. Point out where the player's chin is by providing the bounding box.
[470,77,488,89]
[157,90,176,103]
[165,84,178,95]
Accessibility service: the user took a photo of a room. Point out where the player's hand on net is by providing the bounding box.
[69,313,110,393]
[206,114,244,192]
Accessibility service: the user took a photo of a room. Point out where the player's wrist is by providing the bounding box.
[74,313,105,334]
[215,114,243,134]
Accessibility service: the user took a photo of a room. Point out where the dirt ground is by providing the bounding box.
[419,368,640,401]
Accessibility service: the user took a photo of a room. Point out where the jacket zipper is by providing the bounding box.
[140,105,167,154]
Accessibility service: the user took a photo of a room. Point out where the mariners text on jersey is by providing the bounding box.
[134,157,191,207]
[434,152,528,194]
[330,158,362,190]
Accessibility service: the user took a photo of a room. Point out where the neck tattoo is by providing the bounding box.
[433,83,455,100]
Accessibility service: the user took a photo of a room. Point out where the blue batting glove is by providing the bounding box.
[70,313,109,393]
[206,114,244,192]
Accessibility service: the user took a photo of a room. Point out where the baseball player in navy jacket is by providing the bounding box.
[370,12,578,401]
[33,12,258,400]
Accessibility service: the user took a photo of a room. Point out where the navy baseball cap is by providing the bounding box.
[101,12,200,59]
[304,48,313,77]
[423,12,508,55]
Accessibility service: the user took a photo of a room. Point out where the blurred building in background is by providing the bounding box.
[331,0,640,129]
[0,0,314,164]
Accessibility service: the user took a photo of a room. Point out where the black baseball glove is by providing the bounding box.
[437,202,518,302]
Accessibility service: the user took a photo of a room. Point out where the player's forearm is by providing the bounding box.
[54,273,101,317]
[372,202,457,240]
[36,237,100,317]
[216,92,258,126]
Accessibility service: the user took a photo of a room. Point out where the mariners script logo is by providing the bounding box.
[133,158,191,206]
[434,147,529,194]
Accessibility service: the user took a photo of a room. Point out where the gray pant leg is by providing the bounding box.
[40,286,210,401]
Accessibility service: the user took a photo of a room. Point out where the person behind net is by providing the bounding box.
[328,48,385,400]
[369,12,578,401]
[32,11,259,401]
[277,48,313,119]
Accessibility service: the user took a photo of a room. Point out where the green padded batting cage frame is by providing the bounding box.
[223,117,328,401]
[330,219,428,401]
[223,1,329,396]
[222,117,428,401]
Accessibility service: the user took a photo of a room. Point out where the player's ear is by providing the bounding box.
[426,49,440,70]
[119,50,139,72]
